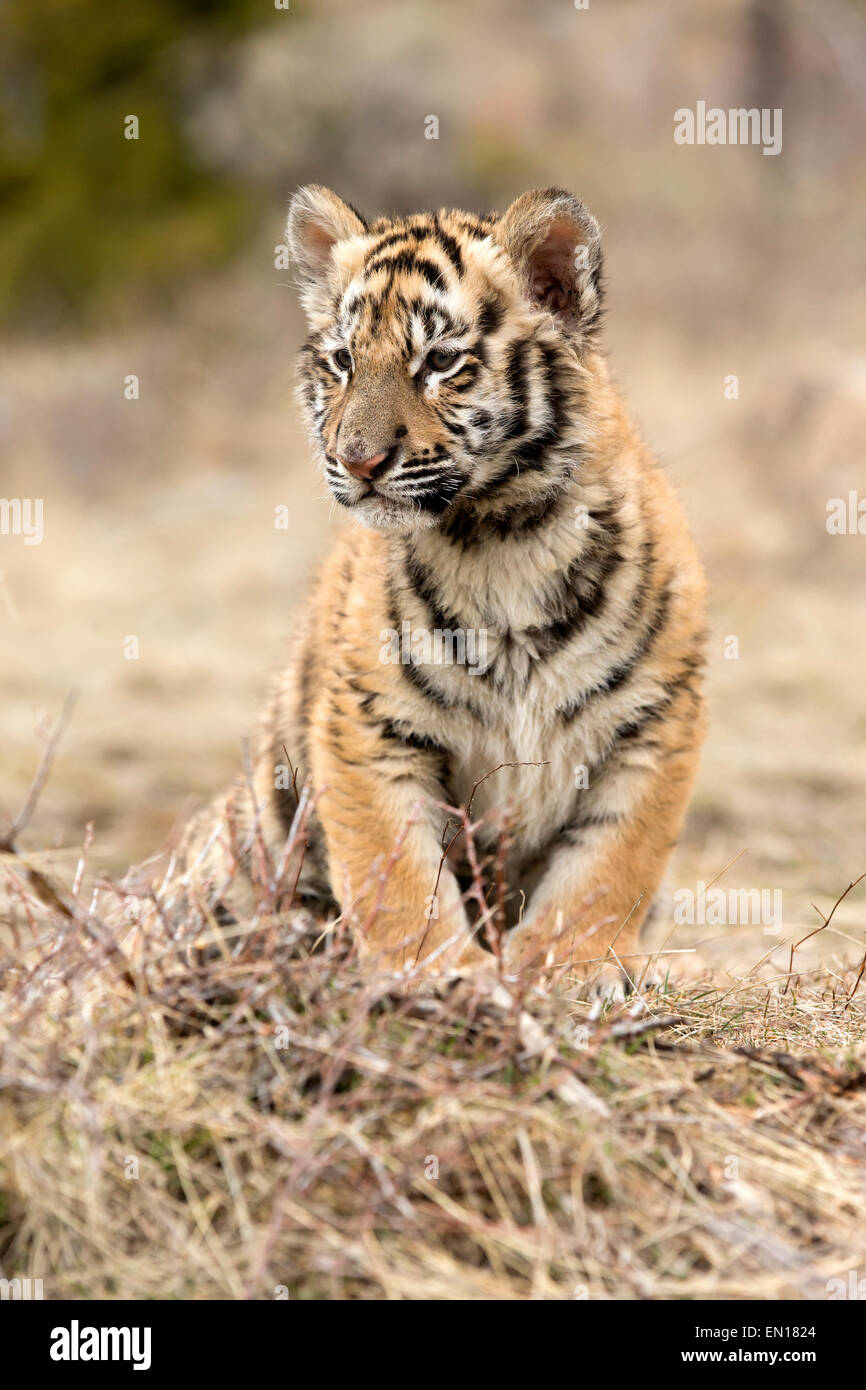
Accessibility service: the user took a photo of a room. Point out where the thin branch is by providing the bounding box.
[0,689,78,851]
[783,869,866,994]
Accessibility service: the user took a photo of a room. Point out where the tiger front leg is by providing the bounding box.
[315,759,486,975]
[504,737,702,990]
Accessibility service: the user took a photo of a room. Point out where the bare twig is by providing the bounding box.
[1,689,78,851]
[783,870,866,995]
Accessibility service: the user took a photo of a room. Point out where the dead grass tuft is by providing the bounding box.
[2,823,866,1300]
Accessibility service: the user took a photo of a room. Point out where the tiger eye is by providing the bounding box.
[426,348,461,373]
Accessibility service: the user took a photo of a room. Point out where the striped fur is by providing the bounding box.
[181,186,707,980]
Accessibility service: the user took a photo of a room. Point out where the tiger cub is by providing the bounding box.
[181,185,707,982]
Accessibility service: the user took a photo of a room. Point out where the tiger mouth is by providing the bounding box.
[347,488,442,514]
[335,474,466,516]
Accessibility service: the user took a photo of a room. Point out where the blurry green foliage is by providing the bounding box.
[0,0,269,327]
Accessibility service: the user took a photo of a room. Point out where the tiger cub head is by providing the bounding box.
[287,185,604,532]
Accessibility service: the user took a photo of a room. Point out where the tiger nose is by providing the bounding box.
[337,447,390,481]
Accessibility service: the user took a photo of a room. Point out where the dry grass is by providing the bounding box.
[2,797,866,1302]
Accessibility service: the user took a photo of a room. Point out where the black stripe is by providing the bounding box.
[386,576,485,720]
[454,215,494,241]
[379,718,450,760]
[378,720,458,805]
[519,525,624,661]
[438,415,469,439]
[558,579,674,724]
[478,296,504,336]
[344,199,369,231]
[402,546,461,630]
[579,261,605,339]
[501,338,531,441]
[440,481,568,548]
[431,218,464,276]
[466,338,488,367]
[611,652,703,746]
[400,654,452,711]
[519,805,622,871]
[367,229,413,257]
[449,361,480,392]
[398,461,445,475]
[475,342,572,500]
[365,252,448,291]
[410,477,466,513]
[468,521,623,684]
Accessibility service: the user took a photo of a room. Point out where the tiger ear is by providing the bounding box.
[496,188,603,338]
[286,186,368,299]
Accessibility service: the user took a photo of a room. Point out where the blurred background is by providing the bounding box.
[1,0,865,968]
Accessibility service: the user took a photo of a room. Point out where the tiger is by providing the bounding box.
[175,184,707,985]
